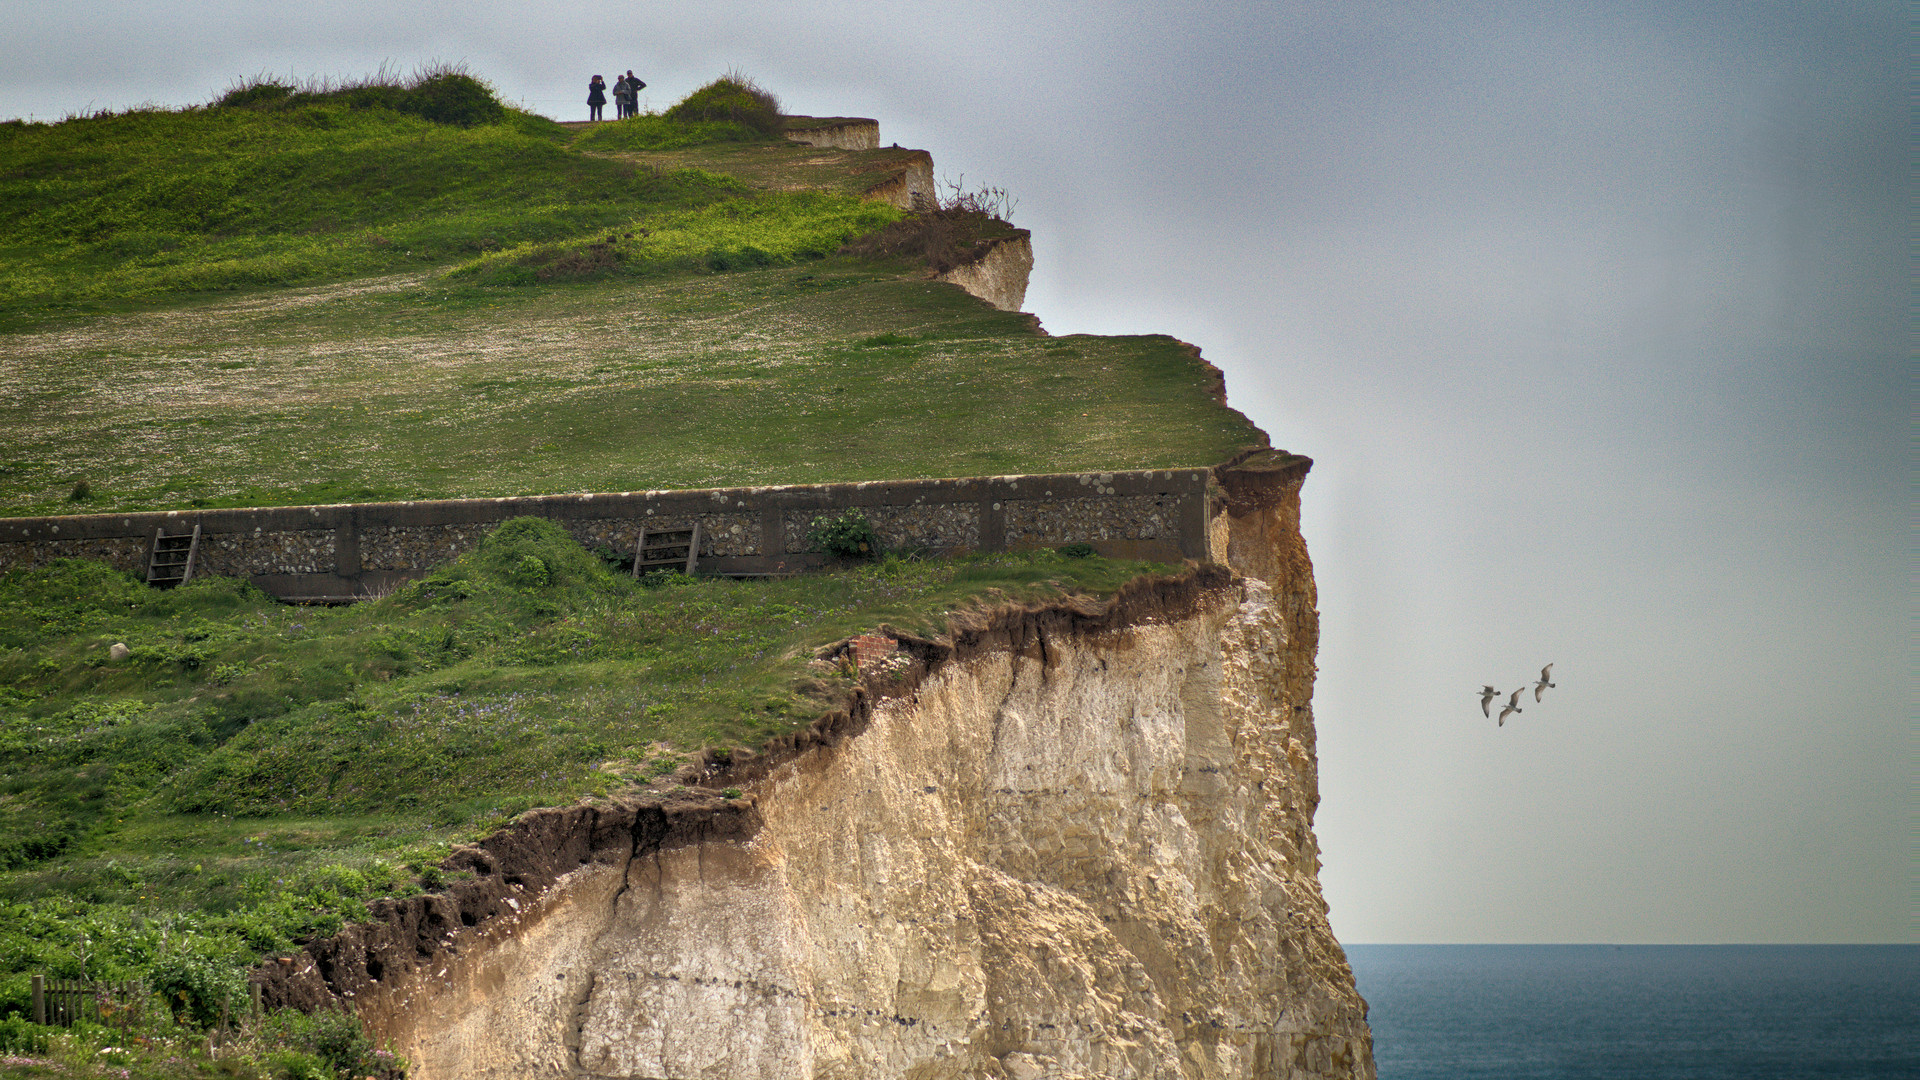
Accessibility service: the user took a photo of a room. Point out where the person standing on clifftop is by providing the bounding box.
[587,75,607,121]
[620,69,645,117]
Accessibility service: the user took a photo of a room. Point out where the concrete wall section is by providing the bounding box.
[0,469,1217,601]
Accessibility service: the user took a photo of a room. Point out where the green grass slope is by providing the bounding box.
[0,263,1249,514]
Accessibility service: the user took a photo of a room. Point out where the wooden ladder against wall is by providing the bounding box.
[632,523,701,577]
[146,524,201,588]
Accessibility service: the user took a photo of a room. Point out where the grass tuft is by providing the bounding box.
[663,71,785,137]
[213,61,508,128]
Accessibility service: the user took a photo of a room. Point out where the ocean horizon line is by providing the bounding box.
[1344,933,1912,941]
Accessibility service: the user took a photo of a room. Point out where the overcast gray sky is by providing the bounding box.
[1,1,1905,944]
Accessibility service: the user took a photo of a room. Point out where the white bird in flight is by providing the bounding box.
[1533,663,1556,702]
[1498,688,1523,726]
[1480,685,1500,717]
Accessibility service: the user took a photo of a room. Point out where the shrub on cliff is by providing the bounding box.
[393,69,508,127]
[839,207,1014,274]
[840,178,1023,273]
[807,509,881,560]
[214,78,295,109]
[433,516,614,597]
[664,72,784,137]
[257,1008,405,1080]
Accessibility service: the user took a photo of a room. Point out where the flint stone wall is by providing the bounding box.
[197,530,337,577]
[0,468,1216,601]
[0,535,149,576]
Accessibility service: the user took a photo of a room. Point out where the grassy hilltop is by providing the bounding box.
[0,70,1265,1077]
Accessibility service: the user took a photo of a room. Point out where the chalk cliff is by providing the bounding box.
[259,455,1373,1079]
[936,234,1034,313]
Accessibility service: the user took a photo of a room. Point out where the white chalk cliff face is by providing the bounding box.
[284,460,1373,1079]
[936,234,1034,312]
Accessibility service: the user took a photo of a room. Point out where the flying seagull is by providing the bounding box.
[1480,685,1500,717]
[1498,688,1523,727]
[1534,663,1556,702]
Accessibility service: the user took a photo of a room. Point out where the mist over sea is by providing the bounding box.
[1347,945,1918,1079]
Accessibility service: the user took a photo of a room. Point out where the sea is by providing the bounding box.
[1345,945,1918,1080]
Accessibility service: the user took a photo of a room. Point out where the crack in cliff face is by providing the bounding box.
[562,970,597,1061]
[563,812,654,1079]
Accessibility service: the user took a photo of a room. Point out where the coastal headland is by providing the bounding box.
[0,71,1372,1078]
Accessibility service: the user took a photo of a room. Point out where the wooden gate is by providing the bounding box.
[30,976,147,1028]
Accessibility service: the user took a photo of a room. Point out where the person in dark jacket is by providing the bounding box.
[587,75,607,121]
[619,70,645,117]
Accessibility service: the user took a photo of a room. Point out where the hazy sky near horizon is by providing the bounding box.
[0,2,1904,944]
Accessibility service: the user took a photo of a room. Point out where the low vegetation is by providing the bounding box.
[840,201,1026,274]
[0,1005,402,1078]
[446,187,900,285]
[569,114,769,152]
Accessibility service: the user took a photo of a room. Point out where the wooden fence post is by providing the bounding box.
[31,974,43,1025]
